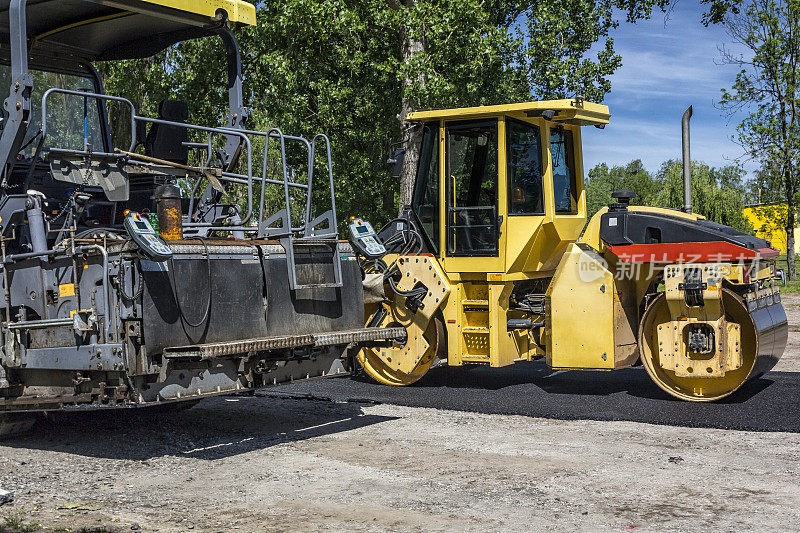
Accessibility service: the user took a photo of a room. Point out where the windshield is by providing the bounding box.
[0,66,105,158]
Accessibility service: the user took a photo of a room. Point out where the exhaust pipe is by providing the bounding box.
[682,106,693,213]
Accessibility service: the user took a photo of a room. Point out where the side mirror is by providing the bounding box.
[386,148,406,179]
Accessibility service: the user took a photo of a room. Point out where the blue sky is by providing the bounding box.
[581,1,753,175]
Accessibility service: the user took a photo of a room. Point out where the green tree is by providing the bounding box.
[711,163,747,192]
[718,0,800,278]
[586,159,751,231]
[393,0,670,210]
[585,159,654,216]
[99,35,231,142]
[99,0,670,230]
[651,160,751,231]
[390,1,528,208]
[745,161,786,204]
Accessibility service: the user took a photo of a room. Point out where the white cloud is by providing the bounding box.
[583,2,757,175]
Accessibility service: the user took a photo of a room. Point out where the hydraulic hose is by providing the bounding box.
[169,236,212,328]
[118,258,144,302]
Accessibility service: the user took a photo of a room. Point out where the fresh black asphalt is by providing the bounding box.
[267,362,800,433]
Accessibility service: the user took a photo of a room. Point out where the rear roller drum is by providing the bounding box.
[639,288,776,401]
[357,310,445,386]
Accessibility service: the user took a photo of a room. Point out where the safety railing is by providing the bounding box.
[214,126,337,238]
[307,133,338,239]
[219,125,341,289]
[39,88,342,289]
[41,89,256,230]
[41,88,137,154]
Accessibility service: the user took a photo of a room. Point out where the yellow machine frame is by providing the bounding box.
[105,0,256,25]
[357,98,784,401]
[413,99,607,369]
[408,99,604,280]
[363,100,613,373]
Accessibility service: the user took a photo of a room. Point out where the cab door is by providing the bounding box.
[410,123,441,254]
[442,119,504,273]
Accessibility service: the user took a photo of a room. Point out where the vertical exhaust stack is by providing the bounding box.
[682,106,693,213]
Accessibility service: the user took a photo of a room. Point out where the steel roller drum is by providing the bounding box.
[640,288,788,402]
[746,290,789,378]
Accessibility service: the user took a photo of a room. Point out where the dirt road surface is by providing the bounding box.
[1,294,799,533]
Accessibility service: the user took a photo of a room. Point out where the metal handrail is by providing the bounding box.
[135,115,255,224]
[220,126,316,235]
[39,87,337,241]
[185,127,314,233]
[261,127,291,226]
[41,88,137,152]
[308,133,337,236]
[41,88,258,226]
[186,132,217,218]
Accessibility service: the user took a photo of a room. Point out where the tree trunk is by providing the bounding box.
[397,17,424,214]
[398,94,423,214]
[788,7,798,282]
[786,174,797,281]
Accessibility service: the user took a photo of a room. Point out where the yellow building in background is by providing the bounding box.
[743,203,800,254]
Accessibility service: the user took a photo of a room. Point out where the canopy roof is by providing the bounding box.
[407,99,611,127]
[0,0,256,68]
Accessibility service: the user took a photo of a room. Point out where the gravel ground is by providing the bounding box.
[778,292,800,372]
[0,294,798,533]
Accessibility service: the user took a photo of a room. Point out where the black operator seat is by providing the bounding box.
[144,100,189,165]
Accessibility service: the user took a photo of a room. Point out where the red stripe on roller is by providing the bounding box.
[608,242,778,263]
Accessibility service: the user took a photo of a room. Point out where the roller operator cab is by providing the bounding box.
[353,100,788,401]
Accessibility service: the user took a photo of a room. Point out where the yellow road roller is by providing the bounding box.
[349,100,787,401]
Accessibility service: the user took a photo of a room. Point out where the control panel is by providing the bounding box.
[348,218,386,258]
[124,212,173,262]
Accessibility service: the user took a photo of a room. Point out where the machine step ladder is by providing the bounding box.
[279,234,343,290]
[459,283,491,363]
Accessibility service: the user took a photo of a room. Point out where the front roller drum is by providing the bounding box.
[639,288,787,401]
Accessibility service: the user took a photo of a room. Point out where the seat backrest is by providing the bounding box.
[144,100,189,165]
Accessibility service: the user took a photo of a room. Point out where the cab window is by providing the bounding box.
[446,119,499,257]
[507,119,544,215]
[550,127,578,214]
[411,124,440,252]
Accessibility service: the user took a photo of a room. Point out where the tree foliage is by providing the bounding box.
[97,0,670,230]
[744,160,786,203]
[586,159,655,215]
[392,0,668,207]
[586,159,752,231]
[718,0,800,277]
[652,160,751,231]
